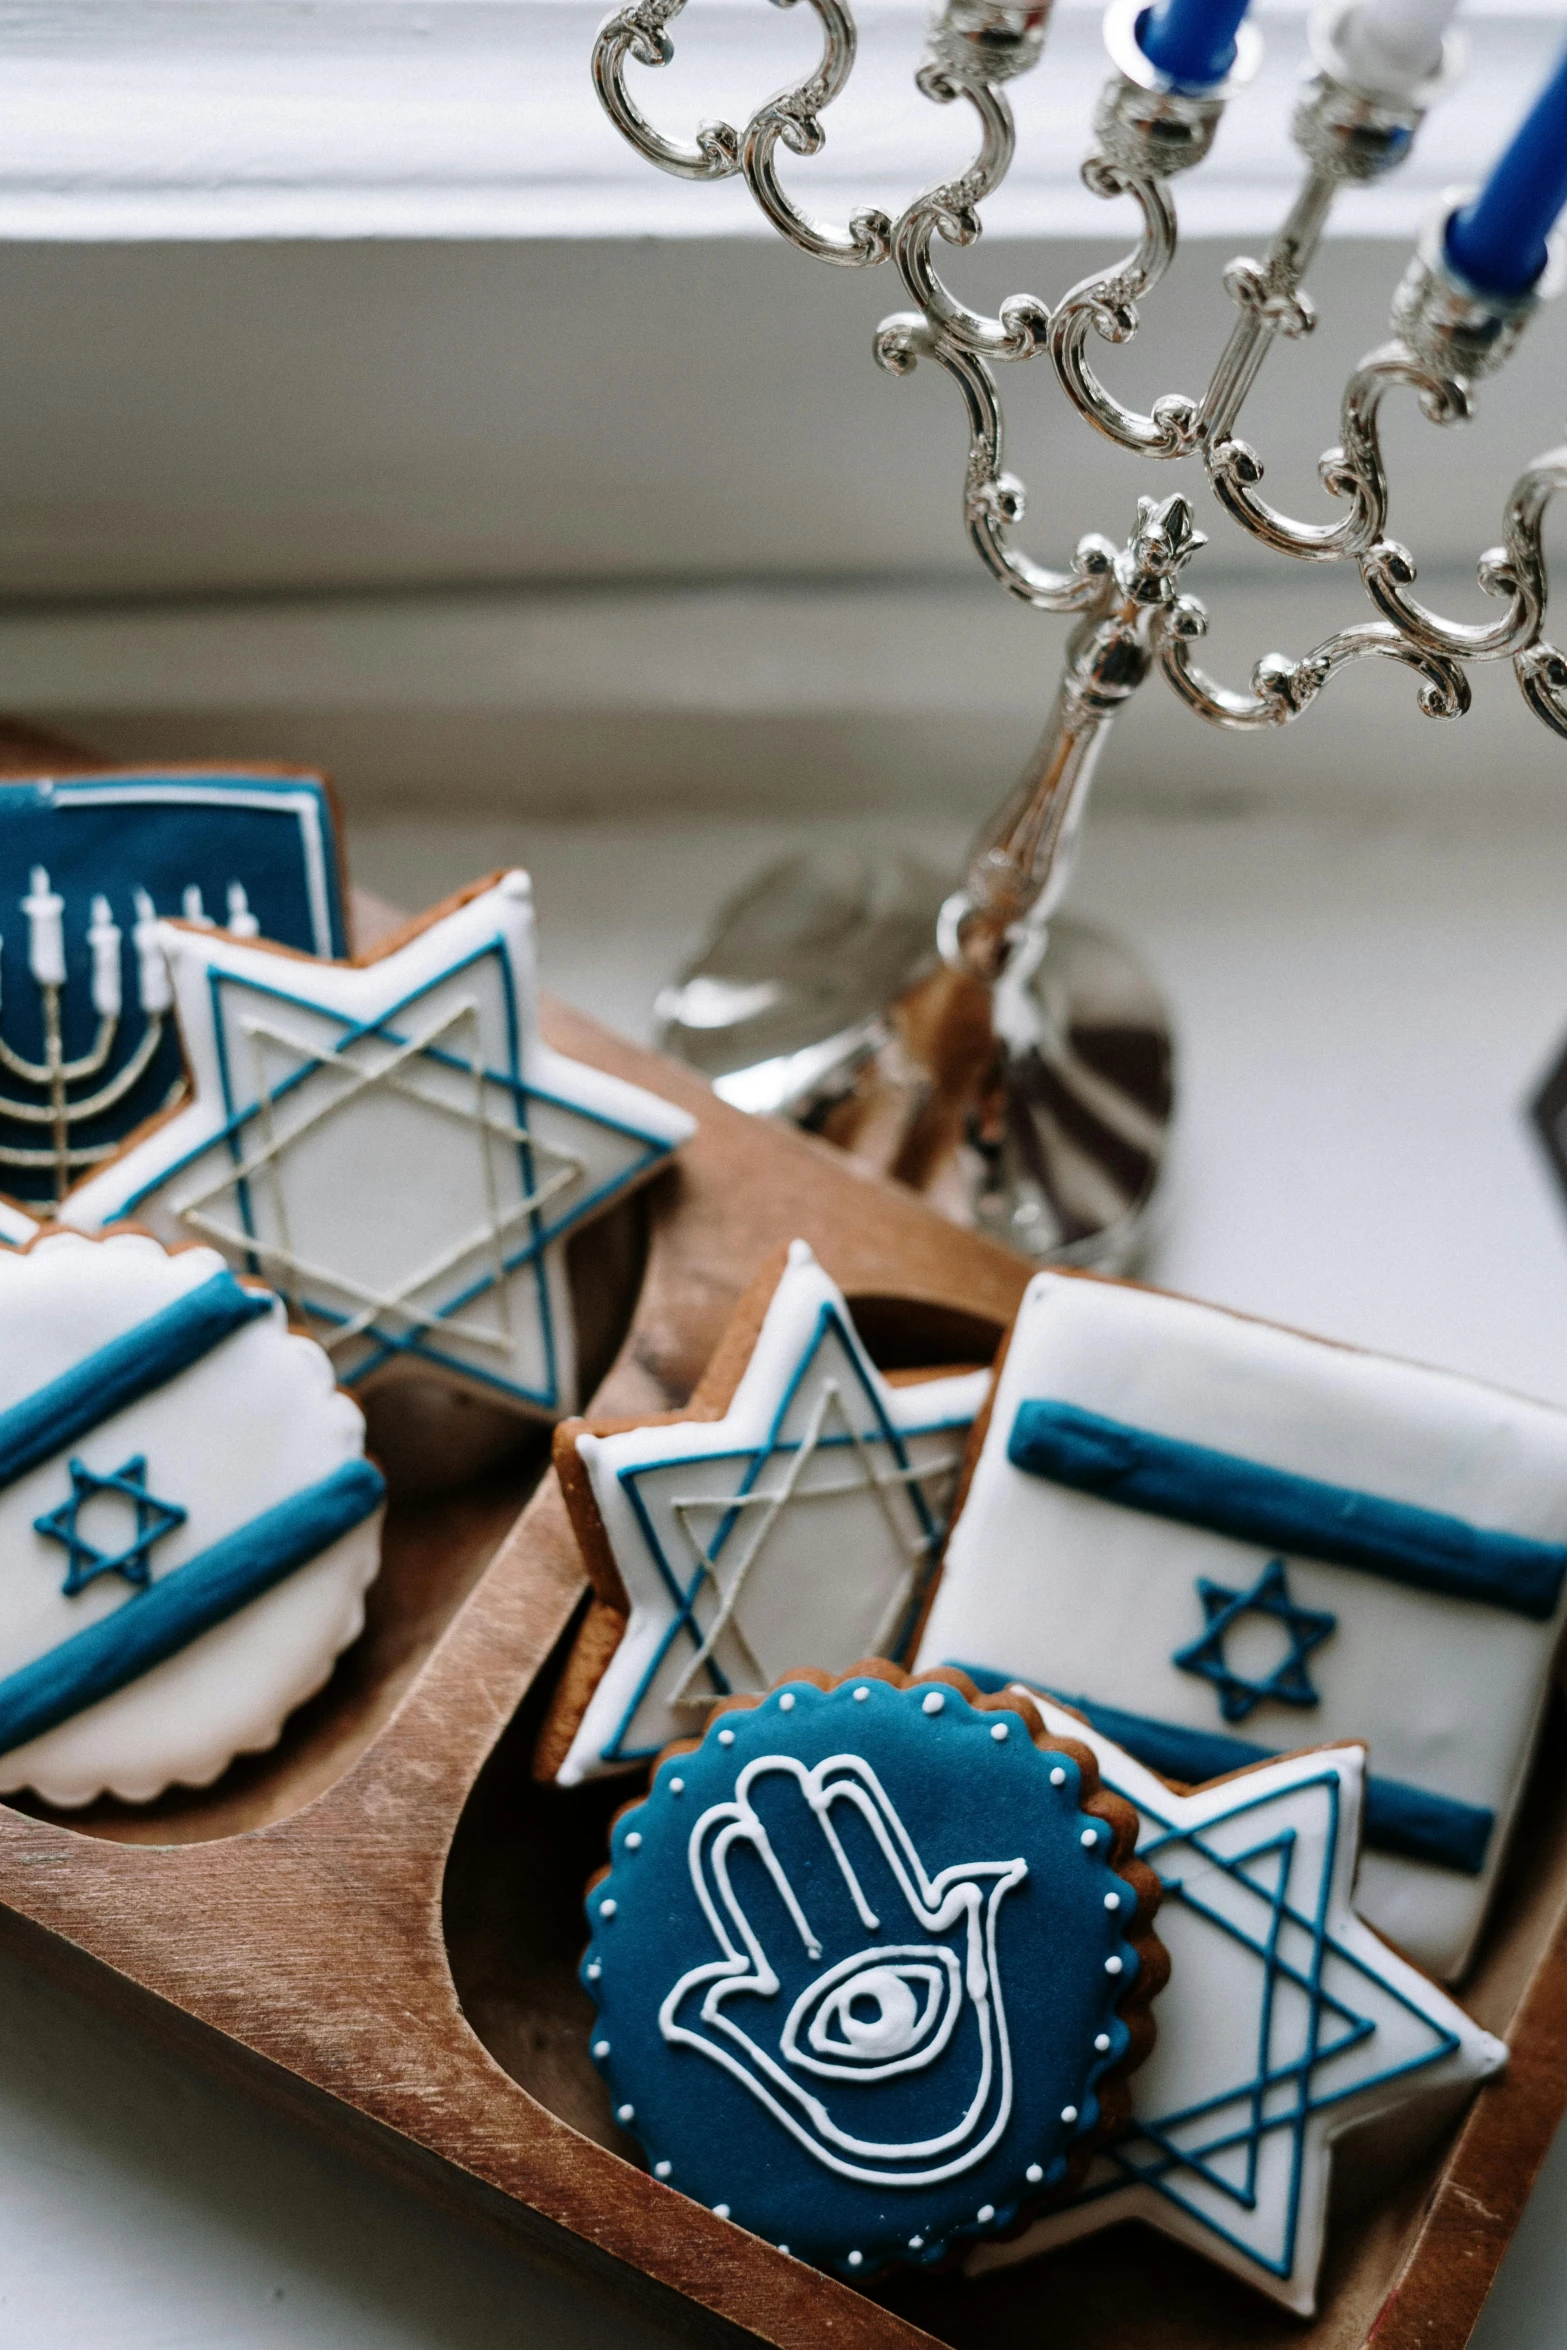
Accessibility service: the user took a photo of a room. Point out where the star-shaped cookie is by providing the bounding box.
[58,872,695,1419]
[537,1241,991,1785]
[963,1688,1507,2314]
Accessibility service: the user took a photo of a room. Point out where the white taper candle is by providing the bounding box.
[1338,0,1461,97]
[87,895,123,1019]
[182,884,213,927]
[133,888,173,1015]
[23,867,65,988]
[226,882,261,939]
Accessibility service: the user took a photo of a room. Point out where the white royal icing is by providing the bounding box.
[968,1701,1506,2315]
[0,1230,384,1806]
[556,1242,990,1785]
[662,1748,1026,2187]
[917,1272,1567,1979]
[0,1198,39,1248]
[58,873,696,1421]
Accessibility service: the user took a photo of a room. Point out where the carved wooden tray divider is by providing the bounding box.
[0,998,1563,2350]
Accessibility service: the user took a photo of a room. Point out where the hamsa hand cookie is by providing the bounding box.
[966,1692,1507,2314]
[581,1665,1164,2277]
[917,1269,1567,1980]
[58,871,696,1421]
[0,1228,385,1806]
[535,1241,991,1785]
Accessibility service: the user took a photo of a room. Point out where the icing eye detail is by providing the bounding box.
[1026,2162,1043,2183]
[1080,1828,1099,1849]
[991,1721,1008,1741]
[786,1950,960,2076]
[1050,1766,1067,1786]
[1094,2031,1111,2052]
[853,1685,870,1701]
[779,1692,796,1711]
[922,1691,945,1715]
[718,1728,735,1746]
[977,2202,995,2222]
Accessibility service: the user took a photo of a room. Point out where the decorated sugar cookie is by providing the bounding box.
[538,1242,990,1785]
[966,1692,1507,2314]
[0,1228,384,1805]
[59,872,695,1421]
[0,769,347,1206]
[917,1270,1567,1980]
[581,1665,1163,2276]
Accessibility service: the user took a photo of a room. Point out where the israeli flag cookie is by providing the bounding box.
[580,1665,1165,2279]
[58,871,695,1421]
[0,1228,385,1806]
[0,770,347,1206]
[917,1271,1567,1981]
[967,1695,1507,2316]
[541,1242,990,1786]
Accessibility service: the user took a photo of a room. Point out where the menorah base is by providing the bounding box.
[655,851,1173,1271]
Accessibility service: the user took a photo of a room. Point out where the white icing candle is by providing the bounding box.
[226,882,261,939]
[133,889,173,1015]
[1338,0,1461,96]
[87,895,123,1019]
[182,884,212,928]
[23,867,65,988]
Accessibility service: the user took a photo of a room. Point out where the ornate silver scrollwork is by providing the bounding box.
[1156,598,1469,727]
[875,314,1115,611]
[1045,0,1260,456]
[591,0,893,262]
[890,0,1055,358]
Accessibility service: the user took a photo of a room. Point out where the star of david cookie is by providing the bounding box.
[916,1269,1567,1980]
[581,1664,1165,2277]
[0,1227,385,1806]
[57,871,695,1422]
[964,1692,1507,2314]
[0,769,347,1206]
[534,1241,991,1785]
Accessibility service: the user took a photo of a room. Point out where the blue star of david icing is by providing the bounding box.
[35,1455,188,1596]
[553,1243,990,1785]
[0,1229,385,1807]
[1173,1557,1336,1723]
[916,1270,1567,1980]
[582,1674,1147,2277]
[965,1696,1506,2315]
[0,771,347,1205]
[58,872,696,1421]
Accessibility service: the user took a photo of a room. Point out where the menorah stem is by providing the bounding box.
[41,984,68,1206]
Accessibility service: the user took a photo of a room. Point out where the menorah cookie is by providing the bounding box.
[58,871,695,1421]
[966,1694,1508,2315]
[0,769,348,1206]
[0,1227,385,1806]
[536,1241,991,1785]
[581,1664,1163,2277]
[917,1269,1567,1980]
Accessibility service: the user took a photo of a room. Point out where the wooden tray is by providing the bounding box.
[0,994,1562,2350]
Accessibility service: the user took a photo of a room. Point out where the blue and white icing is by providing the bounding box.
[582,1673,1143,2276]
[554,1242,989,1784]
[59,872,695,1421]
[917,1271,1567,1980]
[0,771,346,1203]
[0,1229,384,1806]
[968,1699,1507,2316]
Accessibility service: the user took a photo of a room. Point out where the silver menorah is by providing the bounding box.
[0,871,261,1202]
[591,0,1567,1264]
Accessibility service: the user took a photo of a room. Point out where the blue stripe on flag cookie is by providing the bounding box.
[0,1269,272,1496]
[951,1665,1495,1877]
[1007,1400,1567,1621]
[0,1457,386,1759]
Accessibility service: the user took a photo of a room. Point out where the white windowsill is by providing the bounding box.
[0,0,1560,241]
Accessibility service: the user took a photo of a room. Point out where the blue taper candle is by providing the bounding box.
[1137,0,1253,89]
[1446,35,1567,297]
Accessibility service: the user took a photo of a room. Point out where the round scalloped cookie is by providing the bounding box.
[0,1228,384,1805]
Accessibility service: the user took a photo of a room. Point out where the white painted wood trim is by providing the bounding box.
[0,0,1560,241]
